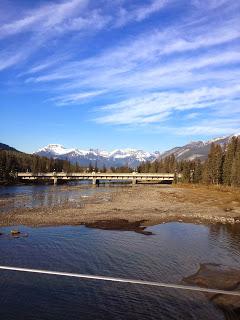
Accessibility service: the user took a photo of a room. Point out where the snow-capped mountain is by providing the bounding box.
[35,133,240,167]
[161,133,240,161]
[35,144,160,167]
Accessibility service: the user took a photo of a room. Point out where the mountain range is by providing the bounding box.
[160,133,240,161]
[35,133,240,167]
[36,144,160,168]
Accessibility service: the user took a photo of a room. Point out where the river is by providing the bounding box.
[1,184,240,319]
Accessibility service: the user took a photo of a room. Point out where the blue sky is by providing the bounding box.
[0,0,240,153]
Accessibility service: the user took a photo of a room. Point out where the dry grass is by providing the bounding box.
[174,184,240,210]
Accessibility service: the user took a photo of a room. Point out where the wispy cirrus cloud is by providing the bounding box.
[1,0,240,141]
[0,51,24,71]
[0,0,170,40]
[0,0,172,72]
[0,0,89,39]
[51,90,106,106]
[115,0,169,26]
[95,85,240,125]
[24,10,239,87]
[174,118,240,136]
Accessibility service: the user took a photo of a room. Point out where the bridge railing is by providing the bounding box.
[16,172,182,185]
[17,172,178,178]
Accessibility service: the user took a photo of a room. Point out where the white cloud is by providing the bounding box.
[0,0,89,39]
[51,90,106,106]
[0,52,23,71]
[0,0,173,72]
[185,112,199,120]
[174,119,240,136]
[28,49,240,104]
[115,0,169,26]
[95,85,240,125]
[0,0,170,40]
[192,0,234,10]
[134,0,168,21]
[1,0,239,139]
[26,19,240,87]
[21,5,239,129]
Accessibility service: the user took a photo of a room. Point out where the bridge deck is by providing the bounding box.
[17,172,180,184]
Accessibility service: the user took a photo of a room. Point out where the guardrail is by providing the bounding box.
[17,172,181,185]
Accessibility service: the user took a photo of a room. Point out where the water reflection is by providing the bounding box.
[0,183,121,213]
[208,223,240,260]
[0,222,233,320]
[1,185,240,319]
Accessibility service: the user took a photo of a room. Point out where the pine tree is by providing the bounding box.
[203,144,223,184]
[231,138,240,186]
[0,149,82,184]
[150,160,158,173]
[88,162,93,172]
[223,137,238,185]
[193,159,202,183]
[94,161,98,172]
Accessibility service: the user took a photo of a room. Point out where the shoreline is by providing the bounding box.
[0,184,240,228]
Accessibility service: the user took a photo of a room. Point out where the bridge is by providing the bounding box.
[17,172,181,185]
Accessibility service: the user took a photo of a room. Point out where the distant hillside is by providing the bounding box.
[0,143,19,152]
[160,133,240,161]
[0,144,81,184]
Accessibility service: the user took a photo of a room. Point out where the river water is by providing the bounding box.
[0,184,240,320]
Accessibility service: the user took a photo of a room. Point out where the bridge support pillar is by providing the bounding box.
[92,178,96,185]
[92,179,99,186]
[132,178,137,185]
[53,177,58,185]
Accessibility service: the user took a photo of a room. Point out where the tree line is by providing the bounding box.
[1,137,239,186]
[137,137,240,187]
[0,149,83,184]
[0,149,133,184]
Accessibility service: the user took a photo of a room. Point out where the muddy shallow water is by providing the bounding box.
[1,184,240,319]
[0,183,119,212]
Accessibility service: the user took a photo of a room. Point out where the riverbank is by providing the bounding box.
[1,184,240,228]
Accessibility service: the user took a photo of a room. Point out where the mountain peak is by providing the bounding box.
[38,144,75,155]
[35,144,158,167]
[35,133,240,167]
[161,133,240,161]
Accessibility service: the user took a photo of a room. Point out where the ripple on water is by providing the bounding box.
[1,185,240,319]
[0,183,121,213]
[1,220,240,319]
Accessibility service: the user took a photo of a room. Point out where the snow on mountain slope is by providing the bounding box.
[38,144,75,155]
[35,144,159,167]
[35,133,240,167]
[161,133,240,161]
